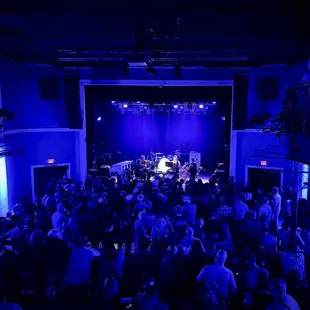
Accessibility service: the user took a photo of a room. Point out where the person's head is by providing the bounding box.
[214,249,227,265]
[103,277,119,298]
[47,229,60,239]
[272,187,279,195]
[29,230,46,245]
[261,197,269,205]
[191,158,195,163]
[137,194,144,202]
[269,278,287,299]
[242,249,257,266]
[140,155,145,161]
[57,203,65,214]
[186,226,194,237]
[182,196,191,205]
[174,205,183,216]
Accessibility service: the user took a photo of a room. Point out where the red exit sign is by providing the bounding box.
[260,160,267,166]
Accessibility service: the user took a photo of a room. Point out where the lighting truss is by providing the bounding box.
[111,101,216,115]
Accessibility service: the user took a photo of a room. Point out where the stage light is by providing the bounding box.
[174,105,178,108]
[199,104,204,109]
[221,116,225,121]
[213,101,216,104]
[123,104,128,108]
[111,101,115,104]
[97,117,102,121]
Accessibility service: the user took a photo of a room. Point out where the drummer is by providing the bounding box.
[172,155,181,168]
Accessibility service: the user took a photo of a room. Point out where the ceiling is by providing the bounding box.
[0,12,309,67]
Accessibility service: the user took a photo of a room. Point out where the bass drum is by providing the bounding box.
[156,157,170,174]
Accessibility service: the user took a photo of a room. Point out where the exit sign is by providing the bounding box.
[260,160,267,166]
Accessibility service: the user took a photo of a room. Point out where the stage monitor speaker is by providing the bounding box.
[64,75,82,129]
[232,73,248,130]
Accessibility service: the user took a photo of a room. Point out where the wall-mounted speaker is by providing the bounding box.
[64,75,82,129]
[232,73,248,130]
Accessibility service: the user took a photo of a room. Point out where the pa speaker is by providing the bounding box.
[64,75,82,129]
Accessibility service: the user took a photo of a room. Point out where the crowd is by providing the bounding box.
[0,173,309,309]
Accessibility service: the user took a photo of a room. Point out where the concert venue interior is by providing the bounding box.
[1,10,310,310]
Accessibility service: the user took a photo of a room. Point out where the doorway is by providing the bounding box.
[247,167,282,194]
[31,164,71,200]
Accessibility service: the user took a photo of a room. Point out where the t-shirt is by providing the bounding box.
[197,264,236,299]
[66,247,94,285]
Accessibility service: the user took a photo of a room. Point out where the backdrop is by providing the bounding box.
[93,105,226,168]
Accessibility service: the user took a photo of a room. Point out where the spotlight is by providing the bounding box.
[212,101,216,104]
[123,104,128,108]
[174,105,178,108]
[111,101,115,104]
[199,104,204,109]
[221,116,225,121]
[97,117,102,121]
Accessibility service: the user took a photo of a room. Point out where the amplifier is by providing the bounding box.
[110,160,133,176]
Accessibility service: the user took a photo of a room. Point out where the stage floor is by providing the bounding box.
[197,171,212,184]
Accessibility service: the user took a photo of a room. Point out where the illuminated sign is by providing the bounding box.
[260,160,267,166]
[47,158,55,164]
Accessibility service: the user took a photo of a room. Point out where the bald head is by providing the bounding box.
[214,250,227,265]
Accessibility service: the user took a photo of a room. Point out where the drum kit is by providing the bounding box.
[145,152,190,180]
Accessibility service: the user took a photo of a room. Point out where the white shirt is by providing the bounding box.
[233,200,249,220]
[66,247,94,285]
[273,193,282,215]
[52,212,68,230]
[197,264,236,299]
[258,204,273,222]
